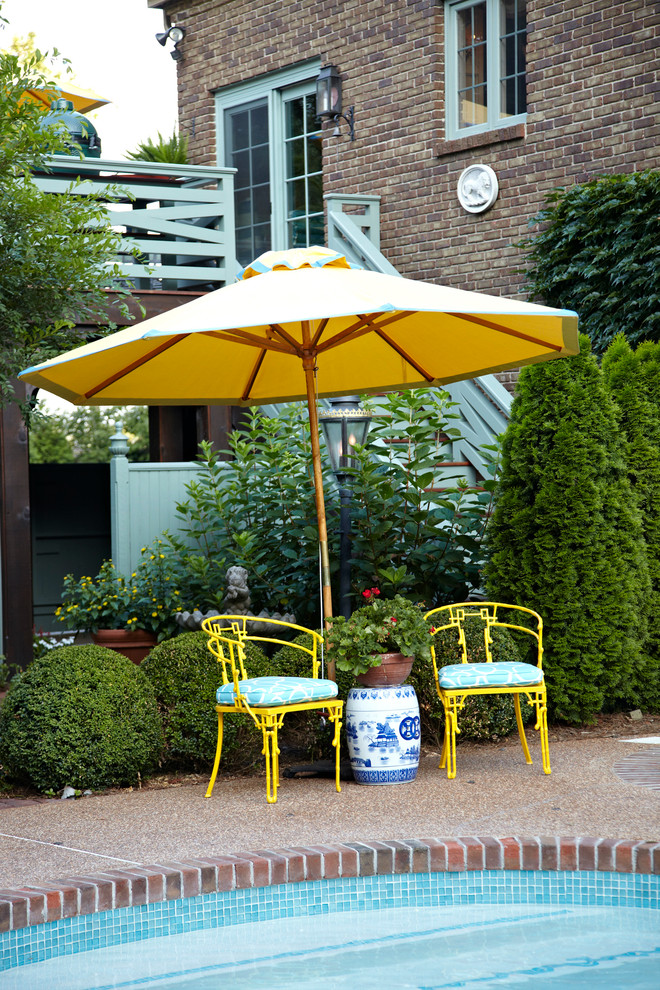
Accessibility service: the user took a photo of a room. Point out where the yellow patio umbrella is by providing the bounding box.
[21,81,110,113]
[20,246,579,653]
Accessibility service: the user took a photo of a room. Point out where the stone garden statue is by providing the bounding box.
[175,565,296,633]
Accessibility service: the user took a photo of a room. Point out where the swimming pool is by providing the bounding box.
[1,855,658,988]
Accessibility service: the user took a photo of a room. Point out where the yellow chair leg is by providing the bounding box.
[514,694,533,765]
[447,710,458,779]
[439,722,449,770]
[440,700,459,779]
[536,693,552,774]
[261,715,280,804]
[205,712,224,798]
[329,704,343,794]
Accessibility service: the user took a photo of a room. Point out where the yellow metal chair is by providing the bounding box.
[424,602,551,779]
[201,614,343,804]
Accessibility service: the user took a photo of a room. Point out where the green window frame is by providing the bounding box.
[445,0,527,139]
[215,61,323,268]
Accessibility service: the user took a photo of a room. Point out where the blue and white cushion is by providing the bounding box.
[438,661,543,690]
[216,676,339,707]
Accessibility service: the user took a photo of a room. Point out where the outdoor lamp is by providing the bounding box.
[315,64,355,141]
[319,396,371,480]
[156,25,187,61]
[320,396,372,618]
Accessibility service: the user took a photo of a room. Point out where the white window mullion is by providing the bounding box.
[269,88,286,251]
[486,0,500,129]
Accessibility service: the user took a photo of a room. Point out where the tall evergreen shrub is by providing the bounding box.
[602,335,660,711]
[484,336,650,723]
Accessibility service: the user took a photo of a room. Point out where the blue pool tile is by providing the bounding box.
[1,868,658,973]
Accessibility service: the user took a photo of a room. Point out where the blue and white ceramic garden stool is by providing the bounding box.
[346,655,420,784]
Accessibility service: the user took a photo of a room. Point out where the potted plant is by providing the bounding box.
[325,590,432,687]
[326,591,432,786]
[56,542,183,662]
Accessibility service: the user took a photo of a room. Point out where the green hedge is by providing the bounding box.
[0,645,163,792]
[520,170,660,355]
[141,631,270,772]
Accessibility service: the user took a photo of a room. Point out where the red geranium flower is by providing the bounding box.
[362,589,372,599]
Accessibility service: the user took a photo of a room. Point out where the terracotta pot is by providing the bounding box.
[356,652,414,688]
[91,628,157,664]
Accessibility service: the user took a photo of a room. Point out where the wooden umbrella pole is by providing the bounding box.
[301,329,335,681]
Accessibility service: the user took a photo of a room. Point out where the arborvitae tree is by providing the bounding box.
[484,335,650,723]
[636,340,660,410]
[602,335,660,711]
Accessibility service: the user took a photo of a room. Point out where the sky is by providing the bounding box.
[2,0,180,412]
[1,0,179,159]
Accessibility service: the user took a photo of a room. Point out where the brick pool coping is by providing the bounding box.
[1,835,658,934]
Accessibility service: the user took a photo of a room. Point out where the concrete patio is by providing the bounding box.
[0,725,657,893]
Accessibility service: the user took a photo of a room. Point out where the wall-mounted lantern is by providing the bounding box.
[315,64,355,141]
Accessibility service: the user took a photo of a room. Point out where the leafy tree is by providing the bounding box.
[8,32,53,75]
[601,335,660,711]
[484,335,651,723]
[126,130,188,164]
[0,21,135,406]
[29,402,149,463]
[520,171,660,355]
[348,389,492,608]
[170,391,491,626]
[169,403,328,625]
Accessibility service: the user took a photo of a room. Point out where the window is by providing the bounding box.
[445,0,527,138]
[216,63,323,268]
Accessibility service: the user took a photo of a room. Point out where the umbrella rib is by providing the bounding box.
[316,311,414,353]
[449,313,564,351]
[203,328,295,354]
[311,318,329,348]
[373,327,435,382]
[243,349,267,401]
[83,335,188,399]
[267,323,304,354]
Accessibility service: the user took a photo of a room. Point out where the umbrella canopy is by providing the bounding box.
[21,247,579,654]
[20,248,578,407]
[21,82,110,114]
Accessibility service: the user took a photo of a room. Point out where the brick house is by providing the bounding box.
[148,0,659,400]
[2,1,655,663]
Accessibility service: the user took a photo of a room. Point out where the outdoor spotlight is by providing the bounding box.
[155,24,187,60]
[315,64,355,141]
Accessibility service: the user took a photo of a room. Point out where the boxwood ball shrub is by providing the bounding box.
[409,620,533,748]
[0,645,163,792]
[141,631,270,772]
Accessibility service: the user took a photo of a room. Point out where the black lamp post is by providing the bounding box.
[319,396,372,618]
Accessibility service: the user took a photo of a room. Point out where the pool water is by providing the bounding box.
[2,871,658,989]
[3,902,659,989]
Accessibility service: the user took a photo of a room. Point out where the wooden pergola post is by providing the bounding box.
[0,382,34,667]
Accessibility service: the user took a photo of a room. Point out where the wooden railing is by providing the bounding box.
[35,156,238,291]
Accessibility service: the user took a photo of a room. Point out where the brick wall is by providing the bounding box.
[161,0,660,298]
